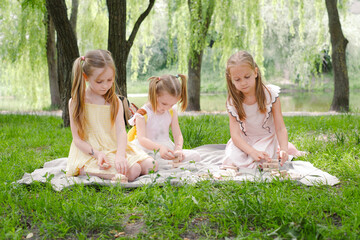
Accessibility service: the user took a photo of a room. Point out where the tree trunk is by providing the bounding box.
[45,12,60,108]
[187,50,203,111]
[325,0,349,112]
[107,0,155,96]
[107,0,128,96]
[46,0,79,127]
[70,0,79,36]
[186,0,215,111]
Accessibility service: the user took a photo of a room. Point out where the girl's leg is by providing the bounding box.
[80,165,141,182]
[288,142,307,157]
[126,163,141,181]
[140,157,158,175]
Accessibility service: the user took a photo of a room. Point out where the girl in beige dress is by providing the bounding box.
[66,50,157,181]
[223,51,303,169]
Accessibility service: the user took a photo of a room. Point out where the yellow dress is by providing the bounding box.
[66,103,150,177]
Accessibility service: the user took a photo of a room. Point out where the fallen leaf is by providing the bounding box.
[114,232,125,238]
[26,233,33,239]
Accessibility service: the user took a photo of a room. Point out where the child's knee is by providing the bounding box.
[141,157,158,175]
[127,163,141,182]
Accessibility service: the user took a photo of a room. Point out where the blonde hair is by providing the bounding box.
[226,50,269,120]
[71,49,119,139]
[148,74,188,112]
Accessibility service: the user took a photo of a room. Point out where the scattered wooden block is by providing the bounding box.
[112,174,128,183]
[263,162,279,169]
[270,169,289,178]
[271,159,279,163]
[220,165,238,171]
[173,156,180,163]
[279,170,288,177]
[172,161,181,168]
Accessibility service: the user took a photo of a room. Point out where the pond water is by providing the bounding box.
[128,91,360,112]
[1,91,358,112]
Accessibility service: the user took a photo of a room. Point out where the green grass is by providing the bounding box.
[1,114,360,239]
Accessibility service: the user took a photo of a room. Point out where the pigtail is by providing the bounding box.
[71,56,87,139]
[118,95,130,126]
[148,76,160,112]
[177,74,188,111]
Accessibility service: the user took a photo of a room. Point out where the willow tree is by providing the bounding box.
[106,0,155,96]
[0,0,49,110]
[325,0,349,112]
[268,0,350,112]
[187,0,216,111]
[167,0,264,111]
[46,0,79,126]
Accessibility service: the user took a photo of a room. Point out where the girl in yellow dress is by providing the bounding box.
[66,49,157,181]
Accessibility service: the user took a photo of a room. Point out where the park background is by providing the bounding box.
[1,0,360,239]
[0,0,359,114]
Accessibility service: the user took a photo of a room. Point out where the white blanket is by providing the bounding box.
[16,144,340,191]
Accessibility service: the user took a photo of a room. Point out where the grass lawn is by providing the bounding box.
[0,114,359,239]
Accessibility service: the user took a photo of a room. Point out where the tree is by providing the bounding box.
[106,0,155,96]
[70,0,79,36]
[45,0,79,126]
[325,0,349,112]
[45,0,78,109]
[45,13,60,108]
[187,0,215,111]
[168,0,264,111]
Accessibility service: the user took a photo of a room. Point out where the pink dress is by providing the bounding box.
[223,84,300,169]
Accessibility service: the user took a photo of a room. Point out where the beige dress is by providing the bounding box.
[66,103,150,177]
[223,84,296,169]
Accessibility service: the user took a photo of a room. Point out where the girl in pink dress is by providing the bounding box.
[128,74,200,164]
[223,51,303,169]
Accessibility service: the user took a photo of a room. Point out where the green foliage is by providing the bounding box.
[76,0,108,53]
[212,0,265,75]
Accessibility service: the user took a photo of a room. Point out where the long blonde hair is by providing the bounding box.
[148,74,188,112]
[226,50,269,120]
[71,49,119,139]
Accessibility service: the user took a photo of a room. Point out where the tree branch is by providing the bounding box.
[127,0,155,49]
[203,1,215,33]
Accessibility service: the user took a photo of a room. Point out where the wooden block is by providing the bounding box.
[263,162,279,169]
[271,159,279,163]
[220,165,238,171]
[279,170,288,177]
[173,156,180,163]
[270,170,280,177]
[112,174,128,183]
[172,162,181,168]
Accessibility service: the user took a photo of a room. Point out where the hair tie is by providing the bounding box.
[81,56,85,61]
[175,74,179,78]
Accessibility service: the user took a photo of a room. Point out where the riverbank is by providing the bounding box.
[0,110,353,117]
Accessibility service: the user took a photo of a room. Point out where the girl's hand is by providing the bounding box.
[96,151,111,170]
[159,145,175,160]
[115,156,128,175]
[249,149,271,162]
[278,150,289,166]
[174,149,185,162]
